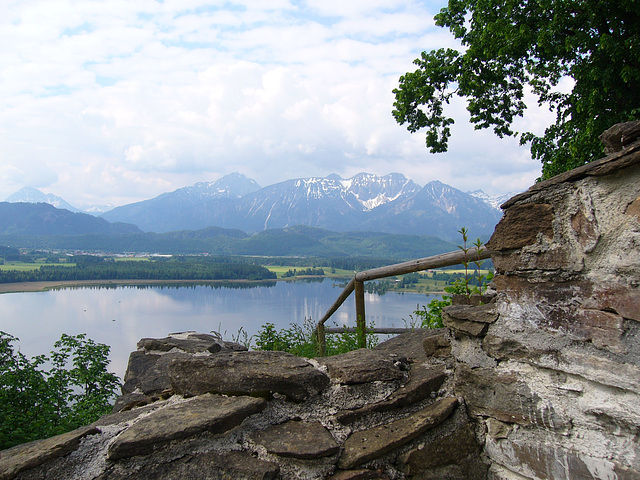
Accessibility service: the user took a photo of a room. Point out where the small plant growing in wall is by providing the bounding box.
[410,228,493,329]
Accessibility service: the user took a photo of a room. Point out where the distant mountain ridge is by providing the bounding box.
[5,187,81,213]
[0,202,140,236]
[102,173,502,241]
[468,190,518,210]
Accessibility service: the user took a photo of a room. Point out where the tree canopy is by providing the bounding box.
[392,0,640,179]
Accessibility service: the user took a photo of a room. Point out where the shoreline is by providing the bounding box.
[0,278,278,294]
[0,277,446,295]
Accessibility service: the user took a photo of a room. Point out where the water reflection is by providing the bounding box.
[0,279,438,380]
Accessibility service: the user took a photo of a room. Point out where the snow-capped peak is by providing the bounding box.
[468,189,520,210]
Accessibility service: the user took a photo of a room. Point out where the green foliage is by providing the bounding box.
[410,228,493,328]
[253,319,377,358]
[392,0,640,179]
[407,279,467,329]
[0,332,120,450]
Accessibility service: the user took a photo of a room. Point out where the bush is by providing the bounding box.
[253,318,377,358]
[0,332,121,450]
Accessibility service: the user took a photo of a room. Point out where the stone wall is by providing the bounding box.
[0,331,486,480]
[444,121,640,479]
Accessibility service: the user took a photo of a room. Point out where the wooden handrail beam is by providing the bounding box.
[354,246,493,282]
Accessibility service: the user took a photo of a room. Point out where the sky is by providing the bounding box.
[0,0,551,209]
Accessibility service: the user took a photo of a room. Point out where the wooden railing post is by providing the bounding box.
[354,280,366,349]
[316,323,326,357]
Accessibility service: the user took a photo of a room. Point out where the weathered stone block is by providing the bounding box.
[444,305,499,324]
[491,243,583,276]
[443,304,498,337]
[168,351,330,401]
[138,332,248,354]
[0,426,99,480]
[98,450,280,480]
[583,283,640,323]
[626,195,640,221]
[397,423,481,473]
[422,333,451,357]
[576,308,626,354]
[454,365,532,425]
[338,397,457,469]
[328,469,390,480]
[121,350,191,397]
[337,364,447,423]
[481,334,541,361]
[451,293,496,306]
[487,203,554,251]
[486,437,625,480]
[570,207,600,252]
[485,418,510,440]
[250,420,339,459]
[108,394,266,460]
[317,349,406,385]
[600,120,640,153]
[373,329,440,362]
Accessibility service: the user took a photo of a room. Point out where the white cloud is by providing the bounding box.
[0,0,545,207]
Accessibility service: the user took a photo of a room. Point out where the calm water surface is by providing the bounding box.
[0,279,440,379]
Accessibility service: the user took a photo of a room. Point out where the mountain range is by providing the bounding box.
[6,173,514,242]
[99,173,505,241]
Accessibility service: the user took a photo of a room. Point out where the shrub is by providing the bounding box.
[0,332,121,450]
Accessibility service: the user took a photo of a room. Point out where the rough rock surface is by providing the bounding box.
[108,394,267,460]
[315,348,407,385]
[168,350,330,401]
[250,420,340,459]
[0,426,99,480]
[459,121,640,479]
[338,397,457,469]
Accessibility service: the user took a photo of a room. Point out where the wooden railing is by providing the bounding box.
[315,246,493,356]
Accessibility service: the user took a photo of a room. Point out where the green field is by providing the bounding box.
[0,261,75,271]
[265,265,353,278]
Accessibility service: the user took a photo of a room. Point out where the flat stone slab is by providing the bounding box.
[0,426,99,480]
[168,351,330,402]
[108,394,266,460]
[442,304,499,337]
[422,333,451,357]
[316,349,406,385]
[338,397,458,469]
[250,420,339,459]
[121,350,191,397]
[397,423,481,474]
[138,332,247,354]
[338,364,447,423]
[328,469,390,479]
[374,330,444,362]
[99,450,280,480]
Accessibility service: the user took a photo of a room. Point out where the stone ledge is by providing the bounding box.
[168,351,330,402]
[250,420,339,459]
[338,397,458,470]
[316,349,408,385]
[337,364,447,423]
[107,394,267,460]
[0,426,100,480]
[443,304,499,337]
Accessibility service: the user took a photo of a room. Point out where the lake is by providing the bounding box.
[0,279,440,379]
